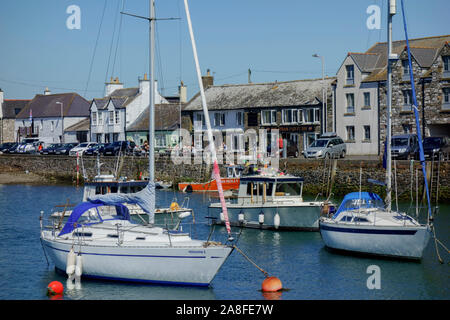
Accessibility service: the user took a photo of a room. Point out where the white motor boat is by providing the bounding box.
[319,192,430,259]
[209,167,334,231]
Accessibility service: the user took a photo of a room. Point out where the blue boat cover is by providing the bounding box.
[58,201,130,236]
[334,192,384,218]
[87,182,155,223]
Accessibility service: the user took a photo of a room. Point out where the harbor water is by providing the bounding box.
[0,184,448,300]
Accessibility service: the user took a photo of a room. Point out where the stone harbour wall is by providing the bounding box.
[0,154,449,202]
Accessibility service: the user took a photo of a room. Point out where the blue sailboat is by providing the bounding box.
[319,0,432,260]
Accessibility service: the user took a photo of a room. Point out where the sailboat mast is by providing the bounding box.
[149,0,155,182]
[386,0,396,212]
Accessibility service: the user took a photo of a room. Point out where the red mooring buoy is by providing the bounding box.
[261,276,283,292]
[47,281,64,296]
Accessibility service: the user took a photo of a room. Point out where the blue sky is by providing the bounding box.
[0,0,449,101]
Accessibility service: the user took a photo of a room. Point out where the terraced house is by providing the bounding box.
[335,34,450,156]
[182,75,335,157]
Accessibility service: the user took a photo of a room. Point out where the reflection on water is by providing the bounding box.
[0,184,448,300]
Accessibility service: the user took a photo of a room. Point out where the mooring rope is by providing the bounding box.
[233,245,269,277]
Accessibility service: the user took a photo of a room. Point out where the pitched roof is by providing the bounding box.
[1,99,31,119]
[127,103,183,132]
[91,87,140,110]
[359,35,450,82]
[16,93,90,119]
[183,78,336,111]
[64,118,90,132]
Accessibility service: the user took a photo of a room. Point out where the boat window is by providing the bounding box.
[107,234,119,238]
[136,186,144,192]
[130,186,136,193]
[120,186,129,193]
[340,216,353,222]
[353,217,369,223]
[73,232,92,237]
[136,236,146,240]
[267,183,273,196]
[111,186,118,193]
[275,182,301,196]
[95,186,101,195]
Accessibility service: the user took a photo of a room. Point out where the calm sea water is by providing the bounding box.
[0,184,448,300]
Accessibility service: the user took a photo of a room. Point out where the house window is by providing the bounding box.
[346,93,355,114]
[156,133,166,147]
[98,112,103,125]
[51,121,54,132]
[443,88,450,110]
[109,111,114,125]
[115,110,120,124]
[236,112,243,126]
[214,112,225,126]
[346,126,355,142]
[247,112,258,126]
[261,110,276,125]
[402,89,413,111]
[92,112,97,125]
[298,109,304,123]
[346,65,354,85]
[443,56,449,73]
[195,113,205,127]
[402,60,410,80]
[282,109,298,124]
[363,92,371,107]
[363,125,371,141]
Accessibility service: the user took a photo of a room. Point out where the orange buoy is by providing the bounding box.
[261,276,282,292]
[47,281,64,296]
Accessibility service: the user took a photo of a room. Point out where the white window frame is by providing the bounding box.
[214,112,225,126]
[363,125,371,141]
[363,92,371,107]
[109,111,114,125]
[346,65,354,85]
[98,112,103,125]
[236,112,243,126]
[402,89,413,111]
[346,93,355,114]
[346,125,355,142]
[261,109,276,125]
[115,110,120,124]
[92,112,97,125]
[443,88,450,110]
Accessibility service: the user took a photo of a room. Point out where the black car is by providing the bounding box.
[54,143,78,155]
[422,136,450,160]
[5,142,20,154]
[84,143,107,156]
[102,141,136,156]
[40,143,62,155]
[0,142,16,153]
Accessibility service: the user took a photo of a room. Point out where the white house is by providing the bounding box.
[90,75,169,143]
[15,89,90,144]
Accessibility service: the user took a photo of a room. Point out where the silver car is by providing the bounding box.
[303,134,346,159]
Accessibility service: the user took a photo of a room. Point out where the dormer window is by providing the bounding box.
[443,56,450,77]
[346,65,354,85]
[402,89,413,111]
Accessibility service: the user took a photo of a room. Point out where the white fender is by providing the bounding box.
[178,211,191,219]
[66,248,76,275]
[75,254,83,278]
[238,213,245,222]
[220,211,225,222]
[274,213,280,229]
[258,212,264,225]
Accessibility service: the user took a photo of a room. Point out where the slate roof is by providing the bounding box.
[64,118,90,132]
[183,78,336,111]
[346,35,450,83]
[127,103,184,132]
[1,99,31,119]
[16,93,90,119]
[91,87,140,110]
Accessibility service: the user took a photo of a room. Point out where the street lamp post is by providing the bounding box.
[56,101,64,143]
[313,53,326,134]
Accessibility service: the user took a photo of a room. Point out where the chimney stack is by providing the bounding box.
[104,77,123,97]
[0,89,4,118]
[44,87,51,95]
[201,69,214,89]
[139,73,150,94]
[179,81,187,103]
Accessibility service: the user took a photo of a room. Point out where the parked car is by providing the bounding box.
[390,134,419,160]
[16,138,41,154]
[84,143,107,156]
[69,142,97,156]
[54,143,78,155]
[3,143,19,154]
[286,140,299,158]
[0,142,16,154]
[102,141,136,156]
[40,143,62,155]
[302,133,346,159]
[422,136,450,160]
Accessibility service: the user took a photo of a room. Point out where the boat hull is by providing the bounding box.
[208,203,323,231]
[41,238,232,286]
[319,221,431,259]
[178,178,240,192]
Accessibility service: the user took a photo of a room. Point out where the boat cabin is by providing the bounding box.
[236,175,304,205]
[83,174,148,201]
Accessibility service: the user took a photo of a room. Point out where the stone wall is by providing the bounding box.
[0,154,448,201]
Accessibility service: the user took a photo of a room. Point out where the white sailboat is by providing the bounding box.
[319,0,432,260]
[40,0,233,286]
